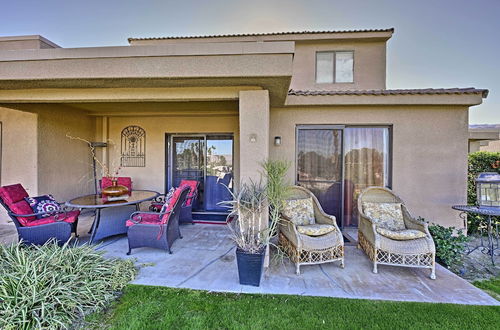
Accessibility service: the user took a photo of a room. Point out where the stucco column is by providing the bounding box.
[238,90,270,183]
[239,90,270,267]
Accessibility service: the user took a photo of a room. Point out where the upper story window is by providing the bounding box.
[316,51,354,84]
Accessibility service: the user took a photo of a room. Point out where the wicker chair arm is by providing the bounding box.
[358,214,377,245]
[279,215,301,249]
[311,199,341,232]
[402,207,429,234]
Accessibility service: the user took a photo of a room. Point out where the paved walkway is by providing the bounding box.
[2,216,498,305]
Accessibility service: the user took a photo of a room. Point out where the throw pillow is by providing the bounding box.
[362,202,406,231]
[160,188,176,213]
[282,197,315,226]
[25,195,60,219]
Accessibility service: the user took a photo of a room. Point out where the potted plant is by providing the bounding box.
[222,160,290,286]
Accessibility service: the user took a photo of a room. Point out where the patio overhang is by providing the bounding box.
[0,41,294,106]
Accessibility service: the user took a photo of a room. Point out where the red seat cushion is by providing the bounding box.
[10,201,36,225]
[179,180,199,206]
[126,213,161,227]
[23,210,80,227]
[0,184,36,224]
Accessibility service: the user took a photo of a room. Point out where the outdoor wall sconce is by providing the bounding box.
[249,134,257,143]
[476,172,500,209]
[274,136,282,146]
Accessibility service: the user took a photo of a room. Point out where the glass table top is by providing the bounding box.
[66,190,159,209]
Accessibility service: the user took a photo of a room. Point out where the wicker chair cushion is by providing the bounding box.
[376,227,427,241]
[362,202,406,231]
[283,197,315,226]
[297,224,336,237]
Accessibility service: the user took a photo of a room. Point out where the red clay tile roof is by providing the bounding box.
[128,28,394,42]
[288,88,489,98]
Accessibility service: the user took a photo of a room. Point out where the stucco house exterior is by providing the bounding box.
[0,29,488,230]
[469,124,500,153]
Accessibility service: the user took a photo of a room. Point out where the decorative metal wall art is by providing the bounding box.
[121,125,146,167]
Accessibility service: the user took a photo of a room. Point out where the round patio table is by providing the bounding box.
[67,190,159,244]
[452,205,499,265]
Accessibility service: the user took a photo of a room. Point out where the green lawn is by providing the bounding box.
[474,276,500,301]
[85,284,500,329]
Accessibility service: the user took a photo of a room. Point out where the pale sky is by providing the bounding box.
[1,0,498,123]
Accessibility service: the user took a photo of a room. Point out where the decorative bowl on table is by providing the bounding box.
[102,179,129,201]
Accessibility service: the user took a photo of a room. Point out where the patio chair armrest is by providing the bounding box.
[279,215,301,248]
[130,210,171,218]
[8,209,68,219]
[402,207,428,233]
[358,214,377,244]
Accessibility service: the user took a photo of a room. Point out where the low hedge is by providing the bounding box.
[0,241,136,329]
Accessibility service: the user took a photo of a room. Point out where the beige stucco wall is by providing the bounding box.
[269,105,469,228]
[0,106,38,223]
[480,140,500,152]
[239,90,270,183]
[289,40,386,91]
[104,114,239,194]
[34,105,95,200]
[1,104,96,203]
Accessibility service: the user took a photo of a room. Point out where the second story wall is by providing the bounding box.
[290,40,387,91]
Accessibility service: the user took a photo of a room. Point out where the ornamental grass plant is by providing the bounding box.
[0,240,136,329]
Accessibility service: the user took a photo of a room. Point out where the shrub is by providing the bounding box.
[427,222,469,269]
[467,151,500,233]
[0,241,136,329]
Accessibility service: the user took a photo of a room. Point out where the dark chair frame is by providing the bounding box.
[0,199,79,246]
[127,187,190,255]
[149,181,199,224]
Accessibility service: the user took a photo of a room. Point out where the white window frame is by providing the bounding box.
[315,51,354,84]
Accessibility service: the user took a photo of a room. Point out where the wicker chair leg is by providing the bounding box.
[430,261,436,279]
[357,243,361,249]
[373,262,378,274]
[295,264,301,275]
[126,248,132,256]
[340,259,345,269]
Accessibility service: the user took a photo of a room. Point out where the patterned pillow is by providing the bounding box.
[376,228,427,241]
[282,197,315,226]
[25,195,60,219]
[362,202,405,231]
[297,224,335,237]
[160,188,176,213]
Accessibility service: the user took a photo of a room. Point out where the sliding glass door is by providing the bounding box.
[168,134,233,213]
[296,125,391,228]
[297,127,344,224]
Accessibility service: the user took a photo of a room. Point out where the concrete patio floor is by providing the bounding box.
[1,213,498,306]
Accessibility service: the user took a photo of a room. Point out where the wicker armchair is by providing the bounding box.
[357,187,436,279]
[279,186,344,275]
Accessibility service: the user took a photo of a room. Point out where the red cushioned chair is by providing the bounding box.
[126,186,190,255]
[149,179,199,224]
[0,184,79,245]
